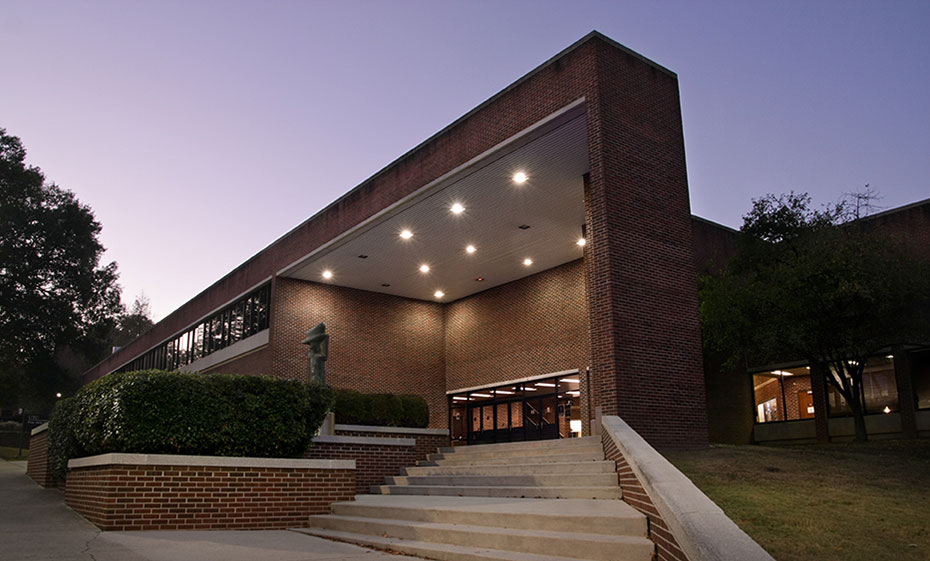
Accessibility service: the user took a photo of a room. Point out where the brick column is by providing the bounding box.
[583,41,708,449]
[809,363,831,443]
[893,347,918,439]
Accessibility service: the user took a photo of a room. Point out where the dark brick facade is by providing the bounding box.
[445,259,589,391]
[82,33,721,449]
[271,277,447,428]
[581,40,707,449]
[201,346,271,376]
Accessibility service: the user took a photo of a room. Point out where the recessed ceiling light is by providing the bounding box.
[577,238,586,246]
[399,229,413,239]
[322,270,333,280]
[523,258,533,266]
[466,245,476,254]
[513,171,528,184]
[419,264,430,273]
[475,277,484,282]
[450,202,465,214]
[434,290,445,299]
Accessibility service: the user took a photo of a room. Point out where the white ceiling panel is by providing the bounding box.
[285,112,589,303]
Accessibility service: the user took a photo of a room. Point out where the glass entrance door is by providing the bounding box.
[448,373,582,445]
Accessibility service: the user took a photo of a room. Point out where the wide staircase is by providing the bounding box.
[294,436,655,561]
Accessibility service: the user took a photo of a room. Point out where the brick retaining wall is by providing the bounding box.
[25,424,55,488]
[64,454,355,531]
[602,431,687,561]
[306,425,448,494]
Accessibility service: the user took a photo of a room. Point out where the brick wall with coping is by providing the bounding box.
[64,455,355,531]
[306,425,448,494]
[25,424,54,488]
[602,431,686,561]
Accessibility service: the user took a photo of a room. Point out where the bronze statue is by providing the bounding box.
[301,322,330,384]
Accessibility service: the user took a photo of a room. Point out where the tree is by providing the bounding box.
[110,294,155,349]
[0,128,123,412]
[700,192,930,442]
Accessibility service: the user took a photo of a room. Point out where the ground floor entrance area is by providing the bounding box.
[447,371,583,445]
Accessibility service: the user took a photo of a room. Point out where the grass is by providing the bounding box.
[664,440,930,561]
[0,445,29,461]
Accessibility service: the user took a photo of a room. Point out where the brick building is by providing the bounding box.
[80,31,930,449]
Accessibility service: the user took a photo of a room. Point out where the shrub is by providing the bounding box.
[332,389,429,428]
[47,370,333,479]
[47,397,77,482]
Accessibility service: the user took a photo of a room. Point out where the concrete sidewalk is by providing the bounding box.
[0,459,408,561]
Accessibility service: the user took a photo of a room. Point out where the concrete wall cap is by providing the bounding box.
[67,453,355,470]
[601,415,775,561]
[313,434,416,447]
[334,424,449,436]
[30,422,49,436]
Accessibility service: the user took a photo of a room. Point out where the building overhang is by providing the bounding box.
[279,101,590,303]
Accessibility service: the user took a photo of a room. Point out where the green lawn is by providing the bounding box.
[664,440,930,561]
[0,446,29,461]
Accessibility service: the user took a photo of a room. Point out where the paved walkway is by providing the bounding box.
[0,459,408,561]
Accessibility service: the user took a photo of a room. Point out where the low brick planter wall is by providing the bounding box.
[26,423,56,488]
[65,454,355,531]
[306,424,448,494]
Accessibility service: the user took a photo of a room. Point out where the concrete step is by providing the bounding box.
[371,484,623,499]
[437,437,601,456]
[402,461,617,477]
[385,473,619,488]
[302,515,653,561]
[427,443,602,463]
[329,495,647,537]
[292,527,645,561]
[418,451,602,467]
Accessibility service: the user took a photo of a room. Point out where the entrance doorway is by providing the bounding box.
[448,373,582,445]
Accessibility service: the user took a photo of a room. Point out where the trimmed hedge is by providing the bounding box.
[48,370,333,481]
[332,389,429,428]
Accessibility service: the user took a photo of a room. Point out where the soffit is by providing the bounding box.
[283,112,589,303]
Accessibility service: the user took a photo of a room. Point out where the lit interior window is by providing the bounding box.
[535,382,555,387]
[399,229,413,239]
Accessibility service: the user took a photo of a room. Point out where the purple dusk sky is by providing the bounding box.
[2,1,928,321]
